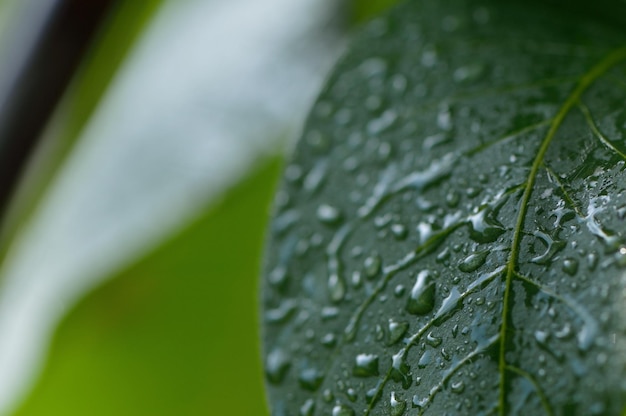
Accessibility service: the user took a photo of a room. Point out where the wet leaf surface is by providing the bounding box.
[262,1,626,415]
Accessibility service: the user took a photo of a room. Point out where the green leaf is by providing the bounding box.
[261,1,626,415]
[12,159,280,416]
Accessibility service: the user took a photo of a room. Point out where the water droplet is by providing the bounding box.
[300,399,315,416]
[378,142,393,161]
[305,130,330,152]
[321,333,337,348]
[453,63,486,83]
[393,152,457,192]
[266,348,291,384]
[298,367,324,391]
[390,391,407,416]
[317,204,342,225]
[406,270,436,315]
[353,353,380,377]
[266,299,298,324]
[441,348,451,361]
[445,190,460,207]
[332,404,355,416]
[364,253,382,278]
[412,395,425,411]
[394,284,406,297]
[374,213,392,228]
[555,324,572,339]
[390,350,412,389]
[421,44,438,67]
[268,266,289,291]
[423,133,452,150]
[434,286,462,321]
[437,104,453,131]
[303,159,328,193]
[285,164,304,183]
[391,74,408,92]
[328,272,346,303]
[391,223,408,240]
[426,332,442,347]
[346,388,358,402]
[450,380,465,393]
[375,324,385,341]
[436,247,451,263]
[458,250,488,273]
[388,319,409,345]
[468,206,505,243]
[531,229,566,265]
[534,330,549,345]
[562,257,579,276]
[321,307,339,321]
[360,57,387,77]
[587,252,598,270]
[367,109,397,135]
[418,350,432,368]
[323,389,334,402]
[366,380,383,405]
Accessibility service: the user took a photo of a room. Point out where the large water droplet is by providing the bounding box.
[406,270,436,315]
[562,257,579,276]
[390,350,412,389]
[364,253,382,278]
[300,399,315,416]
[388,319,409,345]
[458,250,488,273]
[328,273,346,303]
[321,333,337,348]
[332,404,355,416]
[434,286,462,321]
[418,350,433,368]
[298,367,324,391]
[353,353,380,377]
[531,229,566,265]
[317,204,342,225]
[390,391,407,416]
[266,348,291,384]
[426,332,442,347]
[468,206,505,243]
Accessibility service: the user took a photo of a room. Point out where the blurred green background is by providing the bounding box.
[0,1,398,415]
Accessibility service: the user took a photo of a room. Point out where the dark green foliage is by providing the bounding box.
[262,1,626,414]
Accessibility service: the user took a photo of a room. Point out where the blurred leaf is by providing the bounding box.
[350,0,401,25]
[0,1,163,256]
[12,158,281,416]
[0,1,345,413]
[261,0,626,415]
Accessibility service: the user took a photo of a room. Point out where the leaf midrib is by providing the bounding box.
[498,44,626,415]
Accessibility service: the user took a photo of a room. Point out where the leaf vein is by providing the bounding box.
[498,45,626,415]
